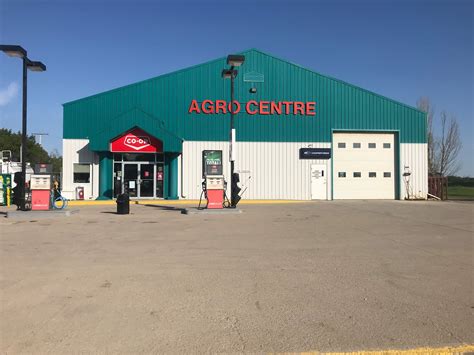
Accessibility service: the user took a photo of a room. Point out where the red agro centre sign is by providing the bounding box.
[188,100,316,116]
[110,128,163,153]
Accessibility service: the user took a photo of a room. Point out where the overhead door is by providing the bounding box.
[333,132,396,199]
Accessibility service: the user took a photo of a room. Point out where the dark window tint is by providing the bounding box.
[368,143,376,148]
[353,172,361,178]
[338,142,346,148]
[338,172,346,178]
[353,143,361,148]
[73,164,90,183]
[369,172,377,178]
[384,172,391,178]
[383,143,391,149]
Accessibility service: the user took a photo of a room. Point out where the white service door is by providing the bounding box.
[311,164,327,200]
[333,133,396,199]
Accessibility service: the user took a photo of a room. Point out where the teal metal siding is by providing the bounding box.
[63,49,427,147]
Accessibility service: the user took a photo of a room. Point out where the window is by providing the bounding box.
[383,143,391,149]
[368,143,376,148]
[353,143,361,148]
[353,172,361,178]
[338,172,346,178]
[113,153,164,163]
[338,142,346,148]
[73,164,91,183]
[369,172,377,178]
[384,172,391,178]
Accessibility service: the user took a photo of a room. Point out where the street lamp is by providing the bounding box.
[0,45,46,211]
[222,54,245,207]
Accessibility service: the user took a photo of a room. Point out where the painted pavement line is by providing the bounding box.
[294,344,474,355]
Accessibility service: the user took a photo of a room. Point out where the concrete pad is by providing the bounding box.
[0,201,472,353]
[5,209,79,220]
[182,207,243,215]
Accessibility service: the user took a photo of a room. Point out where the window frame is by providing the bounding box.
[383,172,392,178]
[353,143,361,149]
[73,163,91,183]
[383,143,391,149]
[368,143,376,149]
[338,172,346,178]
[337,142,346,149]
[369,172,377,178]
[353,172,362,178]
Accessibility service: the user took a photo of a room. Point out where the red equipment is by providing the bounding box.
[206,176,224,209]
[30,174,51,210]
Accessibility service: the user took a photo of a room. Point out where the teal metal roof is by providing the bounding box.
[88,107,182,152]
[63,48,427,149]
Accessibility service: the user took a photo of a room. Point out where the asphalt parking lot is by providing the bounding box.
[0,200,473,353]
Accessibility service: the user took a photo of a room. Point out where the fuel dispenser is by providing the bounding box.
[30,174,51,210]
[30,164,53,210]
[200,150,226,209]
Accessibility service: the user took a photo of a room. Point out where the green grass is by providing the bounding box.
[448,185,474,200]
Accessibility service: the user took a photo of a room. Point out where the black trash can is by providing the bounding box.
[116,193,130,214]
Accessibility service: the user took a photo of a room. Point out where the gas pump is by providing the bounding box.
[30,164,53,210]
[199,150,226,209]
[30,174,51,210]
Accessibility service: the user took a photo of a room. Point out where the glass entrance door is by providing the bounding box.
[123,164,139,197]
[156,164,164,198]
[139,163,155,197]
[113,153,164,199]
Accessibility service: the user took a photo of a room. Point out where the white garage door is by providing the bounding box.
[333,132,396,199]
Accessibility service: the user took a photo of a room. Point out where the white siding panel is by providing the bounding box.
[62,140,426,201]
[181,141,331,200]
[62,139,99,200]
[400,143,428,199]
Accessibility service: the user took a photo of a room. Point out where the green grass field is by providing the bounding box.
[448,185,474,200]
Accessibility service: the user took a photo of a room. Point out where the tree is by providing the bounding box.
[416,98,462,176]
[49,149,63,173]
[416,97,437,174]
[438,111,462,176]
[0,128,62,173]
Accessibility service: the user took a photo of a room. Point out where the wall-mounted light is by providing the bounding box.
[227,55,245,67]
[249,87,257,94]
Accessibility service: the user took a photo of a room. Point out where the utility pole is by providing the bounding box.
[32,133,49,146]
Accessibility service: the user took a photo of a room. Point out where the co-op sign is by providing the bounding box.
[188,100,316,116]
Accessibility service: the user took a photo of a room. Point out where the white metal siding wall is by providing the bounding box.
[399,143,428,199]
[61,140,426,201]
[62,139,99,200]
[180,141,331,200]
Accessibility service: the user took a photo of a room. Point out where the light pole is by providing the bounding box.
[0,45,46,211]
[222,54,245,207]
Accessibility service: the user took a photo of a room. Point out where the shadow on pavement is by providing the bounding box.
[142,204,187,214]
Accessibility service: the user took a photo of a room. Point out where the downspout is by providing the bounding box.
[180,152,186,198]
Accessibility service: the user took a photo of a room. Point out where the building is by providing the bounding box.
[62,49,428,201]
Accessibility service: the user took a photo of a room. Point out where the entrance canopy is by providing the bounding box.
[88,108,182,153]
[110,127,163,153]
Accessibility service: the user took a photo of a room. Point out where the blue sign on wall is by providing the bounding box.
[299,148,331,159]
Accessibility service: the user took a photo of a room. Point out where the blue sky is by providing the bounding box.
[0,0,472,176]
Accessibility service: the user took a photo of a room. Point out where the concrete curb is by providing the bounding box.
[182,208,243,215]
[67,199,310,207]
[5,209,80,220]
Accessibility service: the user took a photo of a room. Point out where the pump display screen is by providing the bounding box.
[202,150,223,177]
